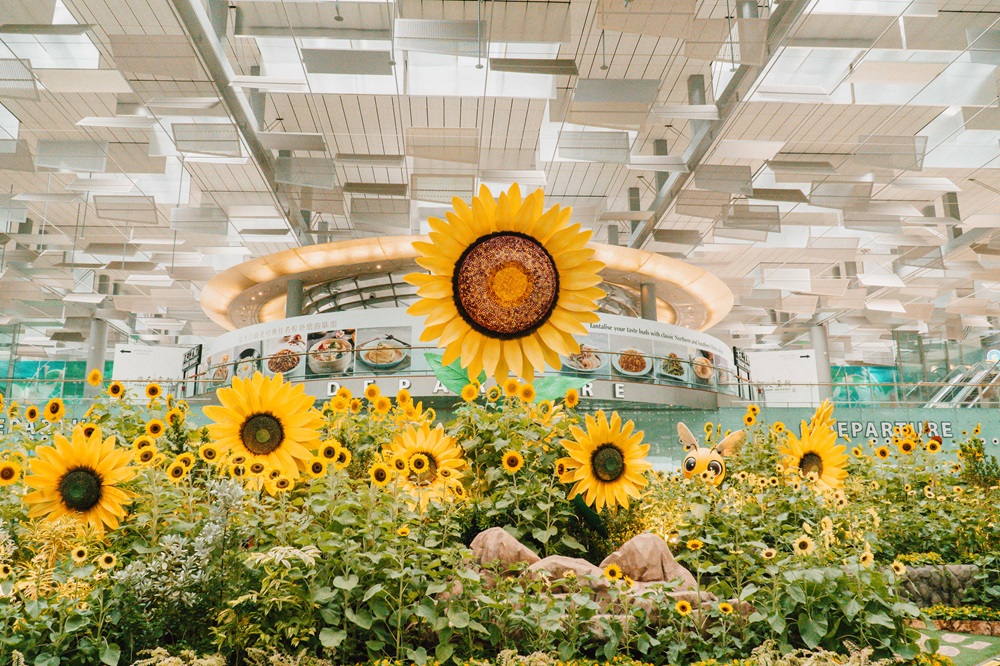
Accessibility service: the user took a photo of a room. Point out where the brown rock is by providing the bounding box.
[470,527,540,571]
[600,532,698,588]
[526,555,610,593]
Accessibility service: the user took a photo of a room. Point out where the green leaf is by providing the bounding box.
[435,643,455,664]
[868,612,895,628]
[333,574,359,591]
[798,613,827,649]
[34,655,59,666]
[99,643,121,666]
[532,527,557,544]
[447,608,470,628]
[319,628,347,648]
[406,647,429,666]
[346,608,373,629]
[426,582,449,596]
[362,583,384,602]
[64,615,89,632]
[426,353,484,395]
[534,375,592,402]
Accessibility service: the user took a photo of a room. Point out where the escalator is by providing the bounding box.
[924,359,1000,407]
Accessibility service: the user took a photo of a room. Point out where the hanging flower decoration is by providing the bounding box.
[22,426,136,534]
[405,184,606,383]
[778,399,848,489]
[560,410,651,512]
[204,372,323,480]
[384,422,466,509]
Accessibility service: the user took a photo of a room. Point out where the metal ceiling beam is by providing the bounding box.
[167,0,310,241]
[631,0,812,249]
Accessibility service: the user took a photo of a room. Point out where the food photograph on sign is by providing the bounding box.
[561,331,611,377]
[264,333,307,380]
[232,342,262,381]
[610,334,654,382]
[305,329,356,379]
[354,327,411,375]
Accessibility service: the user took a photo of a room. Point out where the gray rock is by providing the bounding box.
[526,555,610,593]
[900,564,979,608]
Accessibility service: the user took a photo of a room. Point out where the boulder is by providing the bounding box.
[599,532,698,589]
[471,527,540,571]
[526,555,610,593]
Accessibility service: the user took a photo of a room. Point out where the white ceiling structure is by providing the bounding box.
[0,0,999,364]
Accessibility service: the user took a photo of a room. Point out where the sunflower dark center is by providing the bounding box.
[311,461,324,474]
[59,467,103,512]
[0,467,14,480]
[799,452,823,477]
[452,232,559,339]
[240,413,284,455]
[409,452,438,485]
[592,444,626,483]
[48,402,59,414]
[373,467,388,482]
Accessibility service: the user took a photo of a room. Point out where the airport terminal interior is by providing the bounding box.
[1,0,1000,663]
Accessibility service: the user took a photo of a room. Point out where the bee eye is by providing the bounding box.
[683,457,697,472]
[707,460,723,476]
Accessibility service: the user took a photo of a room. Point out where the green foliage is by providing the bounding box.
[958,436,1000,488]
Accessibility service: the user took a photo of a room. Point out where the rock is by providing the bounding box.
[899,564,979,608]
[470,527,540,571]
[526,555,610,593]
[599,532,698,589]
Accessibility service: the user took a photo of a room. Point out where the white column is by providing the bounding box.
[810,324,833,401]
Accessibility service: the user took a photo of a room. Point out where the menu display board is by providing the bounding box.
[199,308,736,404]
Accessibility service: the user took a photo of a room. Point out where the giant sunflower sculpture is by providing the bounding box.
[405,184,606,383]
[560,410,651,512]
[23,426,135,534]
[384,422,466,508]
[204,372,323,480]
[779,399,848,489]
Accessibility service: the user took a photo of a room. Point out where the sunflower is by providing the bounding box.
[146,419,166,438]
[792,535,815,556]
[98,553,117,570]
[86,369,102,387]
[743,413,756,427]
[779,400,848,489]
[364,384,380,401]
[561,411,650,512]
[385,422,467,508]
[166,462,187,483]
[851,447,863,458]
[332,447,352,471]
[374,395,392,415]
[336,386,352,400]
[899,440,915,454]
[0,460,20,486]
[25,405,39,422]
[675,600,693,616]
[503,378,520,397]
[350,398,362,413]
[390,455,408,474]
[134,448,157,465]
[396,388,412,406]
[176,453,195,469]
[405,185,605,383]
[927,439,941,453]
[198,443,220,464]
[0,563,10,579]
[397,525,410,537]
[875,446,890,460]
[268,476,294,494]
[203,372,323,480]
[23,426,135,534]
[486,386,502,402]
[518,383,536,403]
[564,388,580,408]
[686,538,704,551]
[319,441,340,461]
[748,404,760,416]
[461,383,479,402]
[369,462,392,487]
[718,602,734,615]
[306,458,327,478]
[145,383,162,400]
[502,450,524,474]
[891,561,906,576]
[71,545,88,564]
[108,382,125,399]
[859,551,875,568]
[330,396,348,412]
[248,459,269,476]
[772,422,785,434]
[165,408,184,426]
[43,398,65,423]
[604,563,623,580]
